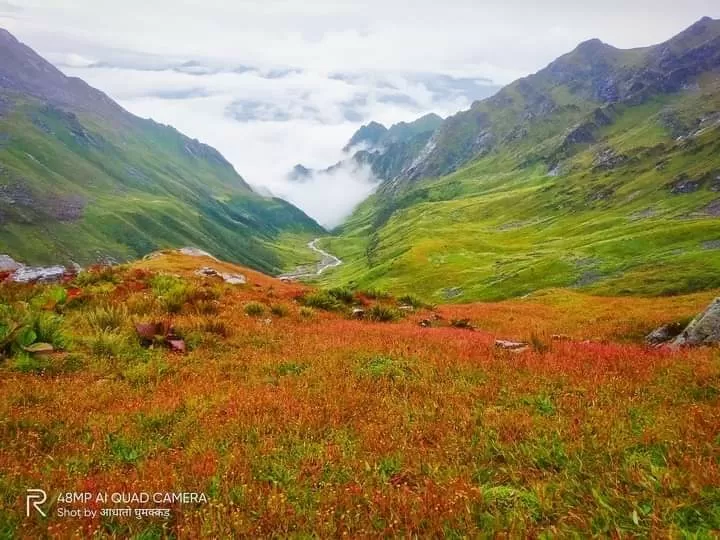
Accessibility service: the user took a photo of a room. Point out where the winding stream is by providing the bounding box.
[279,238,342,280]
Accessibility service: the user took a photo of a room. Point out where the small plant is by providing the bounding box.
[88,329,132,358]
[301,291,341,311]
[327,287,355,304]
[276,362,307,376]
[359,288,391,300]
[202,319,231,337]
[299,307,315,319]
[244,302,266,317]
[74,266,119,287]
[194,299,220,316]
[398,294,424,308]
[367,304,401,322]
[357,356,415,381]
[85,304,128,332]
[270,304,289,317]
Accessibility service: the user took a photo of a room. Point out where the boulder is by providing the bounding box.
[11,265,66,283]
[194,266,246,285]
[645,323,683,346]
[495,339,529,351]
[195,267,220,277]
[351,308,366,319]
[0,254,20,272]
[673,298,720,347]
[221,273,246,285]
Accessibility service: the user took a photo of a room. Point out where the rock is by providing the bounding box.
[178,247,217,259]
[167,339,186,353]
[669,175,701,194]
[419,319,432,328]
[398,305,414,312]
[442,287,463,300]
[592,148,627,171]
[195,267,220,277]
[0,254,20,271]
[495,339,529,350]
[135,322,161,341]
[195,266,246,285]
[352,308,366,319]
[673,298,720,347]
[221,273,246,285]
[551,334,571,341]
[450,319,475,330]
[11,265,66,283]
[646,323,684,346]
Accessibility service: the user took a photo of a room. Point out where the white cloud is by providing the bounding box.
[274,161,379,229]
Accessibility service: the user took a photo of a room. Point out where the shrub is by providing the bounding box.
[150,275,201,314]
[357,356,415,381]
[367,305,401,322]
[124,293,156,316]
[88,330,133,358]
[244,302,266,317]
[74,266,119,287]
[327,287,355,304]
[85,304,128,332]
[31,312,68,350]
[359,288,391,300]
[202,319,231,337]
[270,304,289,317]
[299,307,315,319]
[194,299,220,316]
[301,291,341,311]
[398,294,424,308]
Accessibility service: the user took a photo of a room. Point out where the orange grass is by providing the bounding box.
[0,253,718,537]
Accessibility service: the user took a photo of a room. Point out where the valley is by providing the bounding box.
[1,11,720,539]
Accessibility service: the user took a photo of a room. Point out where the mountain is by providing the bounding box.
[290,113,444,184]
[0,29,323,273]
[321,17,720,301]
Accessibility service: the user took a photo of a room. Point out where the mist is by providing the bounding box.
[271,161,379,229]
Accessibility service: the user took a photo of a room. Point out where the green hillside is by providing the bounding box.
[320,17,720,302]
[0,29,323,273]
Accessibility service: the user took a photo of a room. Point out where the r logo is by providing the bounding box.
[26,489,47,517]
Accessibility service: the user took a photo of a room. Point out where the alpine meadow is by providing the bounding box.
[1,6,720,539]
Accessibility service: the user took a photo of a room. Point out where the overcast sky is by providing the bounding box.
[1,1,719,226]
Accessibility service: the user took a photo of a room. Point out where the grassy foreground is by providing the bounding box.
[1,252,719,537]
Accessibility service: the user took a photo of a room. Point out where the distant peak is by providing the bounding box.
[365,121,387,130]
[575,38,610,51]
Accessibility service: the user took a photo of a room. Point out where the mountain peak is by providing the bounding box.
[343,121,388,151]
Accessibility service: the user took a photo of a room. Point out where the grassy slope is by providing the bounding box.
[321,75,720,302]
[0,253,718,537]
[0,97,323,273]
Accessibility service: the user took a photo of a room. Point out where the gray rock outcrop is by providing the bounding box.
[673,298,720,347]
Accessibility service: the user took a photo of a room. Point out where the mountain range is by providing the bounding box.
[0,28,322,273]
[319,16,720,301]
[3,18,720,302]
